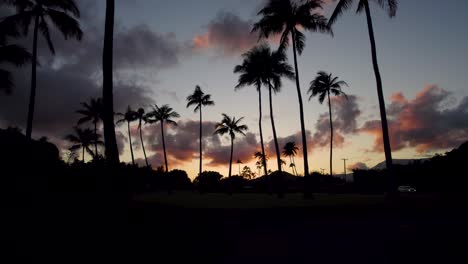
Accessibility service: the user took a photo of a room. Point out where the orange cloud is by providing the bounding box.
[361,85,468,153]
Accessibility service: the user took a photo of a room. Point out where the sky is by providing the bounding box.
[1,0,468,179]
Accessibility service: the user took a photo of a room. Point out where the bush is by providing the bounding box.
[220,176,248,194]
[166,169,193,190]
[193,171,223,193]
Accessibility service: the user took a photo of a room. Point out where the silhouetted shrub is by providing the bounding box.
[220,176,248,194]
[194,171,223,193]
[166,169,193,190]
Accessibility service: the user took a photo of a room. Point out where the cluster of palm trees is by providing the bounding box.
[2,0,398,193]
[233,0,397,193]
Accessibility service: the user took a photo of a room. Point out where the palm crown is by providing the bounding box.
[148,104,180,126]
[214,114,248,140]
[282,141,298,157]
[328,0,397,26]
[2,0,83,54]
[186,85,214,112]
[66,126,103,159]
[234,44,295,92]
[0,20,31,94]
[116,106,137,124]
[252,0,330,54]
[308,71,348,104]
[77,98,103,125]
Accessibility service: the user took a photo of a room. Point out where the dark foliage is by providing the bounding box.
[194,171,223,193]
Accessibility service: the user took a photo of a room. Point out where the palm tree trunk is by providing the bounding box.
[258,88,268,176]
[139,121,148,167]
[161,121,168,172]
[102,0,120,164]
[94,122,98,158]
[268,82,282,174]
[328,91,333,177]
[128,121,135,165]
[292,156,298,176]
[291,30,309,177]
[199,105,202,176]
[25,15,39,140]
[289,156,294,175]
[364,2,395,194]
[229,136,234,177]
[82,146,85,162]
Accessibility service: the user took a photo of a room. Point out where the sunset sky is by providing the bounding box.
[1,0,468,178]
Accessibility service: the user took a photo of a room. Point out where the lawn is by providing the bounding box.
[133,191,387,209]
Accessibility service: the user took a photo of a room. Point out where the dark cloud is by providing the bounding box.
[360,85,468,153]
[310,95,361,149]
[205,132,259,167]
[0,1,185,155]
[192,11,260,56]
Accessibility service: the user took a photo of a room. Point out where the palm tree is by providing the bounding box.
[2,0,83,140]
[116,106,137,166]
[308,71,348,178]
[328,0,397,193]
[66,127,103,162]
[214,114,248,177]
[147,104,180,172]
[253,0,330,177]
[234,44,294,176]
[186,85,214,176]
[0,20,31,94]
[102,0,119,164]
[254,151,268,175]
[76,98,103,157]
[135,108,149,167]
[282,141,299,176]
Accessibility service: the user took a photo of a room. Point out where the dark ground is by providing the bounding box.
[5,192,466,263]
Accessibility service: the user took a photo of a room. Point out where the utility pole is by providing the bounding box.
[342,158,348,181]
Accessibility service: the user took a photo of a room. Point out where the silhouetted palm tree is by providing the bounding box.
[214,114,248,177]
[66,127,103,162]
[116,106,137,166]
[282,141,299,176]
[147,104,180,172]
[235,44,294,176]
[0,21,31,94]
[186,85,214,176]
[329,0,397,193]
[2,0,83,140]
[135,108,149,167]
[102,0,119,163]
[253,0,330,176]
[308,71,348,177]
[77,97,103,157]
[254,151,268,175]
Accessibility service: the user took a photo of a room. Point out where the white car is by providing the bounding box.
[398,185,417,193]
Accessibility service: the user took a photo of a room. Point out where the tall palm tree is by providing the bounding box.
[186,85,214,176]
[0,20,31,94]
[102,0,119,163]
[76,97,103,157]
[253,0,330,177]
[66,127,103,162]
[308,71,348,177]
[147,104,180,172]
[116,106,137,166]
[329,0,397,193]
[135,108,149,167]
[214,114,248,177]
[2,0,83,140]
[234,44,294,175]
[282,141,299,176]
